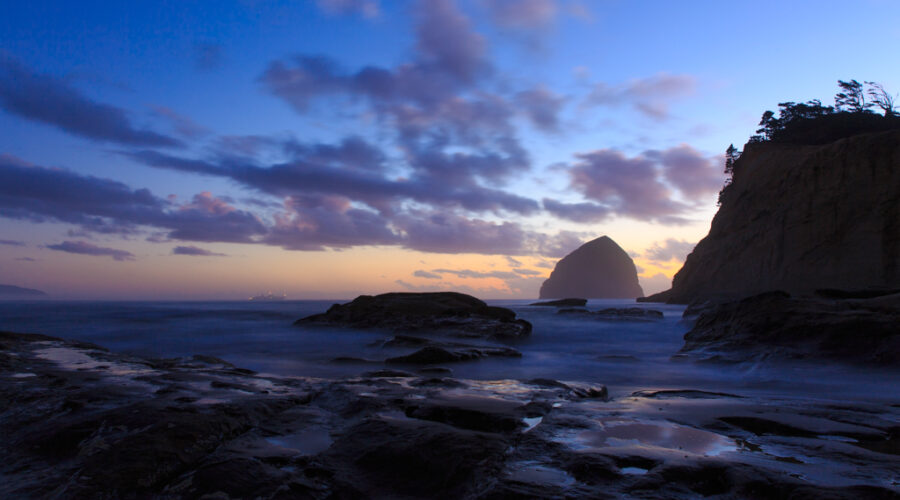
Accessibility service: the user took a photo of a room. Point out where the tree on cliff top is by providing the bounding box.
[835,79,872,113]
[867,81,896,117]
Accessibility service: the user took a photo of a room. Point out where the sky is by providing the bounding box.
[1,0,899,300]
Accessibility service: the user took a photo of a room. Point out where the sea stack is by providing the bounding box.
[539,236,643,299]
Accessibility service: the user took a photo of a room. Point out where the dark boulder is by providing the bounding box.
[529,298,587,307]
[296,292,531,340]
[385,345,521,365]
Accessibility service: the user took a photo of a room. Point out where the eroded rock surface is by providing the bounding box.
[647,130,900,304]
[2,331,898,499]
[680,291,900,365]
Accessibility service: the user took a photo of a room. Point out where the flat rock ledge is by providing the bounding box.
[680,291,900,365]
[296,292,532,341]
[2,331,898,498]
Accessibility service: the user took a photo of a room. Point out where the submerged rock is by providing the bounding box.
[529,298,588,307]
[385,345,521,365]
[680,291,900,365]
[296,292,531,340]
[539,236,644,299]
[557,307,664,321]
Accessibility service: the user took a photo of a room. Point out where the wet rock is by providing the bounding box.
[417,366,452,375]
[631,389,744,399]
[321,416,509,498]
[296,292,531,340]
[529,298,588,307]
[557,307,663,321]
[681,291,900,365]
[363,369,415,378]
[385,345,521,364]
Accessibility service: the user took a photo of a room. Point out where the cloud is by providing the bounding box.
[193,43,224,71]
[515,86,565,131]
[14,257,36,261]
[0,156,266,242]
[396,212,528,255]
[585,73,696,119]
[481,0,557,28]
[431,268,520,280]
[172,245,227,257]
[46,240,135,261]
[649,144,722,198]
[0,55,181,147]
[644,238,695,262]
[505,255,522,267]
[153,106,210,139]
[413,270,442,279]
[546,145,721,224]
[0,239,25,246]
[315,0,380,18]
[513,268,542,276]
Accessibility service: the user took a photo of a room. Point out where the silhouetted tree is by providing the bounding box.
[835,79,872,113]
[756,110,779,140]
[724,144,739,177]
[866,81,896,117]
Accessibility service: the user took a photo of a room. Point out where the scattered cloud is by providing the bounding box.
[315,0,380,18]
[505,255,522,267]
[193,43,224,71]
[644,238,695,262]
[0,55,181,147]
[46,240,135,261]
[515,86,565,131]
[585,73,696,119]
[14,256,36,261]
[0,239,25,246]
[172,245,227,256]
[481,0,557,29]
[152,106,210,139]
[413,270,442,279]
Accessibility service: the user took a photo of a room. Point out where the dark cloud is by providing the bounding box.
[648,145,722,198]
[0,156,265,242]
[644,238,695,262]
[515,87,565,131]
[396,212,528,255]
[529,230,585,258]
[413,270,442,279]
[585,73,696,119]
[0,55,181,147]
[46,241,135,261]
[193,43,224,71]
[315,0,380,18]
[0,239,25,246]
[549,146,718,224]
[482,0,557,28]
[172,245,227,257]
[263,194,401,250]
[542,198,610,223]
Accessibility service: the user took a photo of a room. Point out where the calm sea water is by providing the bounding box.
[0,299,896,400]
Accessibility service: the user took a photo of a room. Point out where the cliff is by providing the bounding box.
[539,236,643,299]
[647,130,900,303]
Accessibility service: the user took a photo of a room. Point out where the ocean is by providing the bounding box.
[0,298,895,401]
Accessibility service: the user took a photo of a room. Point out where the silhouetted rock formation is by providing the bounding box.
[539,236,643,299]
[296,292,531,340]
[646,130,900,304]
[680,291,900,365]
[529,298,587,307]
[0,284,46,297]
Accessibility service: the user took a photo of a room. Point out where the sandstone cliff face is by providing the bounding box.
[539,236,643,299]
[653,130,900,303]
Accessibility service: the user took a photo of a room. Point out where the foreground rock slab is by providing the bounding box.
[2,331,898,499]
[680,291,900,365]
[296,292,532,340]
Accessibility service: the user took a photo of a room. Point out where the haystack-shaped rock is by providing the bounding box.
[539,236,643,299]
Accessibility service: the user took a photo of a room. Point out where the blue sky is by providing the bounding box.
[1,0,898,299]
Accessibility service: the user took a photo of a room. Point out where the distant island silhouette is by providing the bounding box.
[0,284,46,298]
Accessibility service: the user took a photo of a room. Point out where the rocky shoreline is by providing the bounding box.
[2,330,898,498]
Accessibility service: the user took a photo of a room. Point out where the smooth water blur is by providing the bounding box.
[0,299,896,401]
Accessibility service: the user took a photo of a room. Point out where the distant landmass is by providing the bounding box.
[539,236,643,299]
[0,284,47,297]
